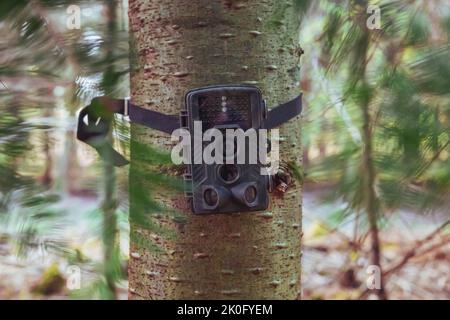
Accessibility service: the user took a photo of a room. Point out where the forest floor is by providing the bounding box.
[301,187,449,300]
[0,188,448,300]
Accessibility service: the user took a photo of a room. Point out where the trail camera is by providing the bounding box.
[181,85,271,214]
[77,84,302,215]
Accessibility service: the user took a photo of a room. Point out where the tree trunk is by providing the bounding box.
[128,0,303,300]
[101,0,120,299]
[361,93,387,300]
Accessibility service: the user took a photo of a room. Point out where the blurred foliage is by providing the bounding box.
[0,0,131,299]
[303,0,450,216]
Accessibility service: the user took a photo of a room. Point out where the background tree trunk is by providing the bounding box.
[128,0,303,299]
[101,0,120,299]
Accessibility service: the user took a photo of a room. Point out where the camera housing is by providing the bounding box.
[181,85,270,215]
[77,84,302,214]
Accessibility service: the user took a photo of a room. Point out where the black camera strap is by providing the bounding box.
[264,94,303,130]
[77,94,302,166]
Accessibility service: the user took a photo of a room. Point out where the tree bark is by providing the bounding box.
[128,0,303,300]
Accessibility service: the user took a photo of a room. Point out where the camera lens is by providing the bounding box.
[204,188,219,207]
[244,185,257,204]
[218,164,239,183]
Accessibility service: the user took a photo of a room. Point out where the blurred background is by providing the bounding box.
[0,0,449,299]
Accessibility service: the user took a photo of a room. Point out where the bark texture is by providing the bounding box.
[128,0,303,300]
